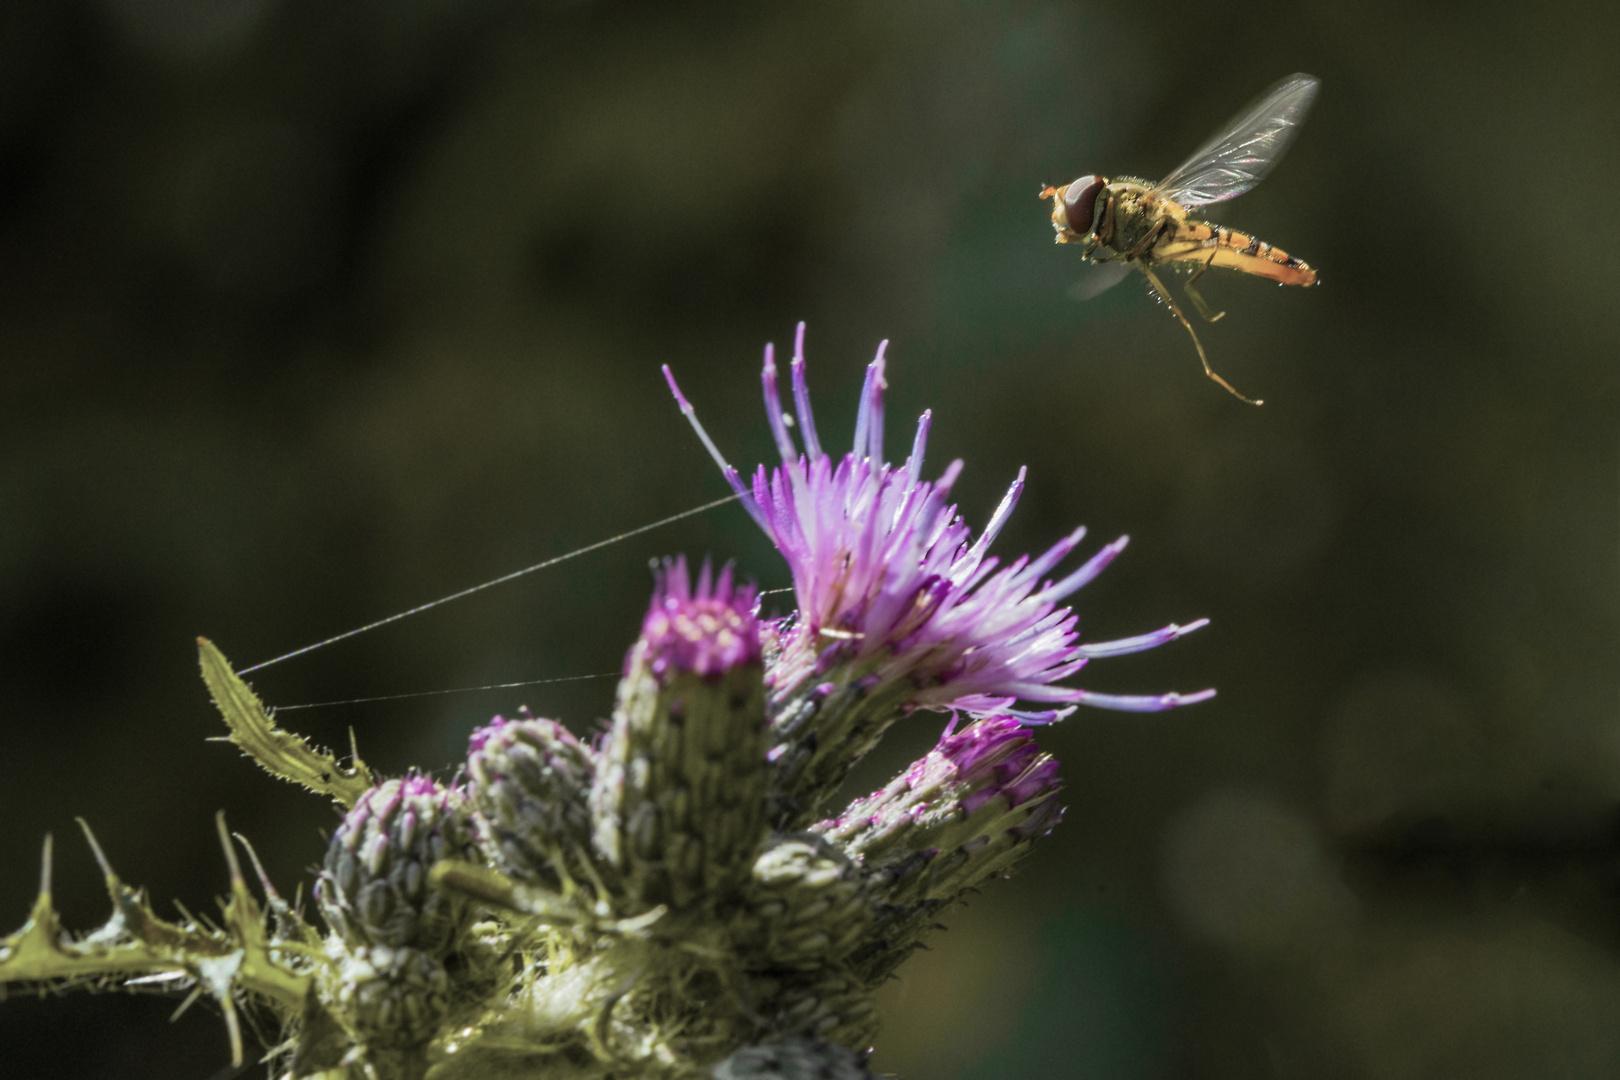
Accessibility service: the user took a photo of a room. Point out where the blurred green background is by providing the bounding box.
[1,1,1616,1077]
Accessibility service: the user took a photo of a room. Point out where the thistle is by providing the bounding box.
[0,326,1213,1079]
[313,775,499,1077]
[467,710,599,893]
[590,557,770,913]
[663,323,1212,823]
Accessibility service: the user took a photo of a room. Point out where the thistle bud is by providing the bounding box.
[325,943,451,1052]
[591,558,770,911]
[467,709,599,892]
[817,715,1061,903]
[734,834,874,971]
[316,775,479,954]
[815,717,1062,984]
[713,1037,874,1080]
[752,969,879,1048]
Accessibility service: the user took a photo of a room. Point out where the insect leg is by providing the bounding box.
[1097,193,1118,246]
[1138,265,1261,406]
[1123,218,1167,261]
[1184,247,1226,322]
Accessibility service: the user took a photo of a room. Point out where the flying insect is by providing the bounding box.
[1041,73,1320,404]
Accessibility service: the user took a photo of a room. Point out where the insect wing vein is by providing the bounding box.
[1156,73,1319,208]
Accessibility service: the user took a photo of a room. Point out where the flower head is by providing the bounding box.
[466,709,599,891]
[316,774,479,954]
[591,556,770,910]
[817,715,1063,875]
[637,555,760,681]
[663,324,1214,724]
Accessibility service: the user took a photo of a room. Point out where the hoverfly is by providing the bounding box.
[1041,73,1320,405]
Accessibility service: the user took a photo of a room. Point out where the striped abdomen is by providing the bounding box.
[1155,220,1317,286]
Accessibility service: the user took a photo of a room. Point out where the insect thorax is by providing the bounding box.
[1099,178,1180,260]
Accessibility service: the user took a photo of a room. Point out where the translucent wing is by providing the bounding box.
[1066,260,1134,301]
[1156,73,1319,208]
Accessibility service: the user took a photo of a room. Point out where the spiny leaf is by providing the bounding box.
[198,637,374,808]
[0,820,317,1029]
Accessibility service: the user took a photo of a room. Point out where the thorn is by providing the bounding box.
[75,817,120,887]
[222,995,244,1065]
[232,832,283,905]
[39,833,53,898]
[170,985,204,1022]
[214,813,245,889]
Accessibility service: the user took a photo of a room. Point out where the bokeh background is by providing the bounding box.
[1,1,1616,1077]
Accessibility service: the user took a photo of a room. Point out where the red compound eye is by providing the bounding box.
[1062,175,1105,234]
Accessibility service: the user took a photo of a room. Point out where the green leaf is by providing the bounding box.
[198,637,374,808]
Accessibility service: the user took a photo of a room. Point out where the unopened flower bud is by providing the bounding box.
[467,709,599,892]
[752,969,879,1048]
[815,717,1062,984]
[326,943,450,1052]
[817,715,1061,903]
[591,558,770,911]
[714,1037,873,1080]
[316,775,479,954]
[734,834,874,971]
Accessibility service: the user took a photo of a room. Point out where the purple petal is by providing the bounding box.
[761,343,798,463]
[1038,535,1129,602]
[790,323,824,460]
[1076,618,1210,659]
[1066,688,1218,712]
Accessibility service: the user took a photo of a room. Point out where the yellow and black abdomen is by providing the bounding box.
[1155,220,1317,286]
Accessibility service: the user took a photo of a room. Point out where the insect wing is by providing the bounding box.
[1066,260,1134,301]
[1156,73,1319,208]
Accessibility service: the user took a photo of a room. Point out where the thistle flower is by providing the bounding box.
[810,715,1063,984]
[316,774,479,953]
[467,708,600,893]
[663,325,1213,818]
[818,715,1062,898]
[590,557,771,911]
[4,327,1217,1080]
[314,775,496,1072]
[637,553,762,679]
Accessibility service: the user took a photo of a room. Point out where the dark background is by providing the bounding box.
[1,1,1616,1077]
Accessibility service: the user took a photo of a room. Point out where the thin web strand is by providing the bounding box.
[280,588,795,711]
[273,672,620,712]
[240,493,741,673]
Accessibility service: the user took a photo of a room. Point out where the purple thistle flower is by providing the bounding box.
[812,714,1064,983]
[941,715,1062,823]
[637,556,760,681]
[662,324,1215,723]
[592,556,770,909]
[816,715,1062,869]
